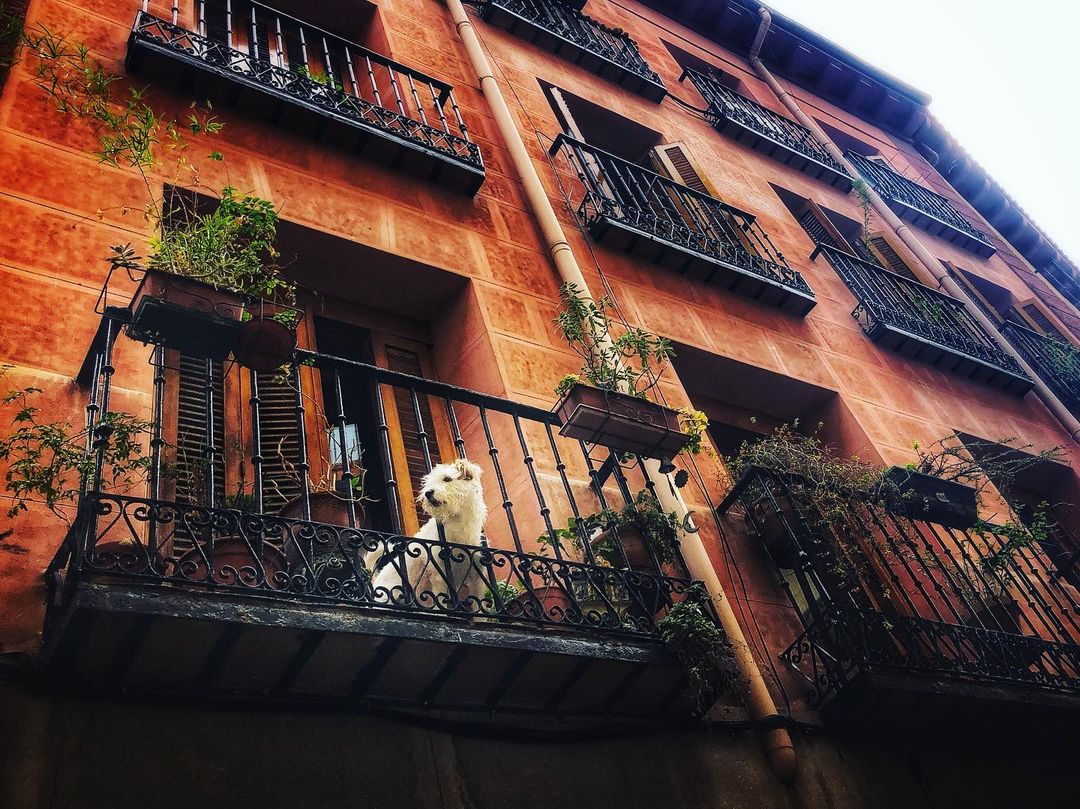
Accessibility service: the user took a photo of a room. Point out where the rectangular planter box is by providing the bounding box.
[555,384,688,460]
[126,270,245,360]
[884,466,978,530]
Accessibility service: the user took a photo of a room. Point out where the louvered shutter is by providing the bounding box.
[1019,303,1069,341]
[385,346,439,524]
[651,143,760,257]
[798,207,839,249]
[255,371,302,511]
[652,143,710,195]
[175,354,226,527]
[867,233,918,280]
[204,0,229,46]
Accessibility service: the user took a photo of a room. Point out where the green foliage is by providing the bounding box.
[554,282,673,400]
[980,505,1050,573]
[677,406,709,455]
[537,493,681,568]
[850,178,874,250]
[600,491,682,566]
[657,584,736,710]
[145,187,289,302]
[0,2,27,72]
[295,65,344,93]
[27,24,295,310]
[0,370,152,521]
[482,580,521,605]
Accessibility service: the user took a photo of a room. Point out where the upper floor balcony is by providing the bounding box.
[42,306,721,726]
[551,135,816,316]
[126,2,484,194]
[719,467,1080,730]
[469,0,666,101]
[846,152,995,258]
[1001,321,1080,416]
[682,69,852,191]
[813,244,1031,394]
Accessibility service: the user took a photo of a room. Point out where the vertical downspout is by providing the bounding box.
[444,0,797,784]
[748,5,1080,444]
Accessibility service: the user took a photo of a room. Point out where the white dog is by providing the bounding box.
[370,458,487,608]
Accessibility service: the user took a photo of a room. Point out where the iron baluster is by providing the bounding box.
[248,368,264,514]
[331,367,356,529]
[479,407,523,553]
[371,379,402,535]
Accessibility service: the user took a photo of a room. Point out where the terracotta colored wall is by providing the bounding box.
[0,0,1078,803]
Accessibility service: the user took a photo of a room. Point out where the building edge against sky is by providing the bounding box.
[0,1,1079,807]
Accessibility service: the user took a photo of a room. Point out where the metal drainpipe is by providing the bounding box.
[444,0,798,784]
[748,5,1080,444]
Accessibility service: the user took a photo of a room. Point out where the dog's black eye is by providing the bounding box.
[443,476,452,482]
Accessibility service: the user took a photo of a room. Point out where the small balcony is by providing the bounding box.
[126,5,484,194]
[846,152,995,258]
[470,0,666,102]
[551,135,816,316]
[813,244,1031,394]
[1001,321,1080,415]
[42,311,720,726]
[682,69,851,191]
[719,468,1080,730]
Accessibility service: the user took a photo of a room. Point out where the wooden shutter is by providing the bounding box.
[948,266,1005,323]
[651,143,760,257]
[651,143,713,195]
[866,232,918,280]
[385,346,440,524]
[795,199,863,258]
[255,371,302,511]
[1017,302,1069,341]
[175,354,226,508]
[204,0,229,46]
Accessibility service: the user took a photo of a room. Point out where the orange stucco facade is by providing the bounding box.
[1,0,1078,806]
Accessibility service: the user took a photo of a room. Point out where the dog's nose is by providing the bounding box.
[425,490,439,504]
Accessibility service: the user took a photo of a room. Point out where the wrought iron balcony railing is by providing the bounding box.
[1001,321,1080,414]
[846,151,995,257]
[813,244,1031,394]
[43,311,717,721]
[127,3,484,193]
[719,468,1080,724]
[551,134,816,316]
[470,0,666,101]
[682,69,851,190]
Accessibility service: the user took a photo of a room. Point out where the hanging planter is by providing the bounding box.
[884,466,978,529]
[552,283,709,463]
[126,270,245,359]
[234,299,301,372]
[555,383,690,459]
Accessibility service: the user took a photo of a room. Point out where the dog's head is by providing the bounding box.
[418,459,484,521]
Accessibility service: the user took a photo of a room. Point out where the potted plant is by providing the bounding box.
[884,465,978,530]
[124,187,298,364]
[552,282,708,462]
[535,516,630,626]
[657,584,737,712]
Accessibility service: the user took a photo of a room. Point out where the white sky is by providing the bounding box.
[766,0,1080,264]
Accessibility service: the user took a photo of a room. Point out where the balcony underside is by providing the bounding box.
[126,36,485,195]
[587,215,816,317]
[884,196,996,258]
[817,667,1080,736]
[709,114,852,191]
[42,580,694,728]
[479,4,666,102]
[858,314,1033,395]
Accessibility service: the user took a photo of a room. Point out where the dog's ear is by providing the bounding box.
[453,458,482,481]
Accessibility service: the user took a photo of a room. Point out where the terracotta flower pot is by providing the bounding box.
[516,584,574,621]
[126,270,245,360]
[555,383,688,460]
[885,466,978,530]
[278,491,363,527]
[178,537,287,587]
[234,316,297,372]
